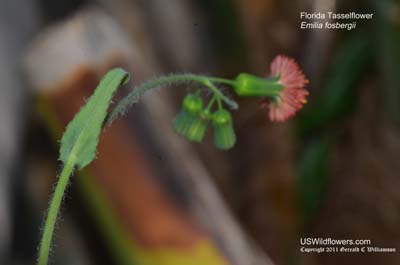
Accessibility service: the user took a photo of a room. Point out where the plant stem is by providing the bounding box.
[106,74,238,125]
[208,77,236,85]
[205,95,217,111]
[203,80,225,110]
[38,157,75,265]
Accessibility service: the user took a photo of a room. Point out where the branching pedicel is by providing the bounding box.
[37,55,308,265]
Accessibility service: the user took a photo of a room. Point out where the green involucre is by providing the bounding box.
[212,109,236,150]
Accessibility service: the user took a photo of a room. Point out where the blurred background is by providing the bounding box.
[1,0,400,264]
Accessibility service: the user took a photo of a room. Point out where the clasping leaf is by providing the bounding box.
[59,68,130,169]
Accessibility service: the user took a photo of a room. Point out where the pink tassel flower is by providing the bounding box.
[263,55,309,122]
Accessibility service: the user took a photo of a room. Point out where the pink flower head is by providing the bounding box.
[262,55,309,122]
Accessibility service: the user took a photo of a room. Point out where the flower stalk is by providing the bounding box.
[106,74,239,125]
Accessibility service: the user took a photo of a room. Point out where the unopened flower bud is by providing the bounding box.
[212,109,236,150]
[185,113,208,142]
[183,93,203,114]
[174,94,208,142]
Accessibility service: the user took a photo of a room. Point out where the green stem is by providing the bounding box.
[205,95,217,111]
[106,74,238,125]
[208,77,236,85]
[38,157,75,265]
[217,98,223,109]
[203,80,225,110]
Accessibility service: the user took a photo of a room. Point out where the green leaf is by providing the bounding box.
[59,68,129,169]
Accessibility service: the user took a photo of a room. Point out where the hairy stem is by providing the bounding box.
[38,157,75,265]
[106,74,238,125]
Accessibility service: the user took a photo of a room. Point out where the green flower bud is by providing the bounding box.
[174,94,208,142]
[173,110,193,136]
[183,93,203,114]
[233,73,283,97]
[185,113,208,142]
[212,109,236,150]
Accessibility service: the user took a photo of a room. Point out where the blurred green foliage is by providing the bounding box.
[297,25,374,228]
[297,32,372,135]
[373,0,400,123]
[298,136,331,225]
